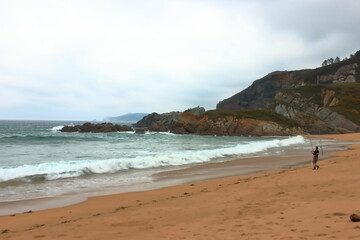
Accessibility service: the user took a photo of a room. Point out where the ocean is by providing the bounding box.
[0,120,340,207]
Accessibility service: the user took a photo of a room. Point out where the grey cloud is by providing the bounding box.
[0,0,359,120]
[260,0,360,42]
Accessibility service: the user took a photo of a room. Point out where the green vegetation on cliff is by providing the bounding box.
[293,54,360,84]
[327,83,360,125]
[205,109,300,128]
[282,85,323,105]
[280,83,360,126]
[217,50,360,112]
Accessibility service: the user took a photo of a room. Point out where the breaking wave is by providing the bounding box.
[50,125,64,131]
[0,136,305,183]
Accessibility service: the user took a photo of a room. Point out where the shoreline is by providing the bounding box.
[0,135,348,216]
[1,133,360,239]
[0,135,353,216]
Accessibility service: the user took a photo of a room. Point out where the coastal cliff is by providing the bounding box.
[217,53,360,111]
[216,51,360,134]
[135,50,360,136]
[273,84,360,134]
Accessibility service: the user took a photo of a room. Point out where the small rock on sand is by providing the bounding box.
[350,213,360,222]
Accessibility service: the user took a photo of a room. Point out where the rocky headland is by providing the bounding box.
[216,50,360,134]
[135,50,360,136]
[134,107,303,136]
[61,51,360,136]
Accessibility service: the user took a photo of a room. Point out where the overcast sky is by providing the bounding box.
[1,0,359,120]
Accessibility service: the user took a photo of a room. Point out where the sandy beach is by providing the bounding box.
[1,133,360,240]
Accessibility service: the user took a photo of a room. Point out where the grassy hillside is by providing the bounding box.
[283,85,323,105]
[327,83,360,125]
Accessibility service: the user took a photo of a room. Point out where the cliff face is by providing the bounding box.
[217,71,305,110]
[216,54,360,134]
[217,57,359,111]
[274,85,360,134]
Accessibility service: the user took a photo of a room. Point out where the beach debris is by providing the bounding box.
[24,210,33,214]
[1,229,9,234]
[350,213,360,222]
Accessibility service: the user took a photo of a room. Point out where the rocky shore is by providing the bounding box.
[134,107,303,136]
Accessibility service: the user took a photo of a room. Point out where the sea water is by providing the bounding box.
[0,120,334,203]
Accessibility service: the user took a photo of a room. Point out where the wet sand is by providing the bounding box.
[0,133,359,239]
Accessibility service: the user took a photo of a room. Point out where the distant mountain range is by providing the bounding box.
[103,113,149,124]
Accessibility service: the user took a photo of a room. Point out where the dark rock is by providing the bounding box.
[133,112,182,132]
[187,106,205,116]
[61,125,80,132]
[61,122,133,133]
[350,213,360,222]
[134,129,147,134]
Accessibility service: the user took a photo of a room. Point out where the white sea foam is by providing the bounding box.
[0,136,305,183]
[50,125,64,131]
[117,131,136,134]
[144,131,176,136]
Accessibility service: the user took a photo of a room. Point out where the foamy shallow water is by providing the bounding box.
[0,120,341,203]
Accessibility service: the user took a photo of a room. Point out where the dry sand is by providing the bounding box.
[1,133,359,240]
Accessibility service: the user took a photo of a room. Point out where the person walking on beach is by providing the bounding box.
[312,146,320,170]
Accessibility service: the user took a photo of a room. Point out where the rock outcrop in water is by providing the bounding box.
[61,122,133,133]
